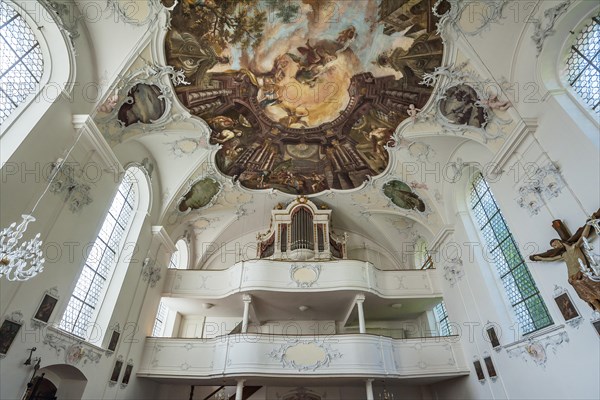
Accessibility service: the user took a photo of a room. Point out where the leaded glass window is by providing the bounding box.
[0,1,44,125]
[60,170,137,338]
[470,173,552,334]
[566,14,599,112]
[168,250,179,269]
[152,301,168,337]
[433,301,451,336]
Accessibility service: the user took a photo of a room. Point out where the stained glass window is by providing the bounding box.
[60,170,138,338]
[152,301,168,337]
[566,14,599,112]
[0,1,44,125]
[470,173,552,334]
[433,301,451,336]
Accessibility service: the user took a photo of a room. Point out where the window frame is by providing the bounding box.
[433,301,451,336]
[151,301,169,337]
[0,1,45,126]
[468,173,553,335]
[0,0,75,163]
[564,13,600,113]
[59,169,139,339]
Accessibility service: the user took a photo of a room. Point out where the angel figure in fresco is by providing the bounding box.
[530,209,600,311]
[287,26,357,86]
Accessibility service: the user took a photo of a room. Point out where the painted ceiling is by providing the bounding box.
[164,0,445,194]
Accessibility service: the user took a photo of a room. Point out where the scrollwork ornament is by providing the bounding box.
[105,0,174,27]
[506,329,569,368]
[531,1,572,56]
[141,257,162,287]
[433,0,509,37]
[96,63,190,143]
[418,62,512,143]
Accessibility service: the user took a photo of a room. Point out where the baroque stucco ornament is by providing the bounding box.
[433,0,509,37]
[43,333,103,365]
[443,257,464,286]
[141,257,162,287]
[48,160,93,213]
[506,328,569,367]
[531,0,572,55]
[96,63,190,143]
[105,0,172,27]
[268,340,342,371]
[418,62,512,142]
[290,264,321,288]
[515,163,566,216]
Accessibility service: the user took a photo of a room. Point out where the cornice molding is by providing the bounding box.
[151,225,177,253]
[72,114,123,174]
[489,118,538,174]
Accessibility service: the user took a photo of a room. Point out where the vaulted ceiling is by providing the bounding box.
[83,0,529,269]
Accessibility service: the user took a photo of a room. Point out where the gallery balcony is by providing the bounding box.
[137,334,469,383]
[162,259,441,299]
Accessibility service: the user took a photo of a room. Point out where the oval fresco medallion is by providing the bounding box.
[178,178,221,212]
[439,84,487,128]
[164,0,445,194]
[117,84,166,127]
[383,180,425,212]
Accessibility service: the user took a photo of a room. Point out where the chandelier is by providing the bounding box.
[214,387,229,400]
[379,388,395,400]
[0,124,86,282]
[0,215,44,281]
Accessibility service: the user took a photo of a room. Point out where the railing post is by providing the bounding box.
[235,379,245,400]
[366,379,374,400]
[356,294,366,334]
[241,294,252,333]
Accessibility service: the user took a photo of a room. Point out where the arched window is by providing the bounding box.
[433,301,451,336]
[168,239,189,269]
[151,301,169,337]
[469,173,552,334]
[59,168,144,338]
[566,13,599,112]
[0,1,44,124]
[414,238,433,269]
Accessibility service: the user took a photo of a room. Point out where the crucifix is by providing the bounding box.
[530,209,600,311]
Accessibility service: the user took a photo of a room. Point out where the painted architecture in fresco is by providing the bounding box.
[164,0,445,195]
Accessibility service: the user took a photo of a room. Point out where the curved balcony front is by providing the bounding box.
[137,334,469,381]
[163,259,441,299]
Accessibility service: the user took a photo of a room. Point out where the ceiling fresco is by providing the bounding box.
[164,0,446,195]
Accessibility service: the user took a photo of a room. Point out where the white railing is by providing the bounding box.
[137,334,468,379]
[162,259,441,299]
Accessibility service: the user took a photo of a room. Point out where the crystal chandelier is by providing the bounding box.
[214,388,229,400]
[0,215,44,281]
[379,388,395,400]
[0,123,86,282]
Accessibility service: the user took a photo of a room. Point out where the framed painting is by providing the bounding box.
[0,315,23,356]
[483,356,497,378]
[473,359,485,381]
[486,326,501,349]
[553,290,580,322]
[110,358,123,383]
[107,330,120,352]
[121,361,133,387]
[32,292,59,325]
[591,318,600,337]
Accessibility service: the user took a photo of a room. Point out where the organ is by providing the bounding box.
[256,197,347,260]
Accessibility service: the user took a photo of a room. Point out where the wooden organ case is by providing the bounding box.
[256,197,347,260]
